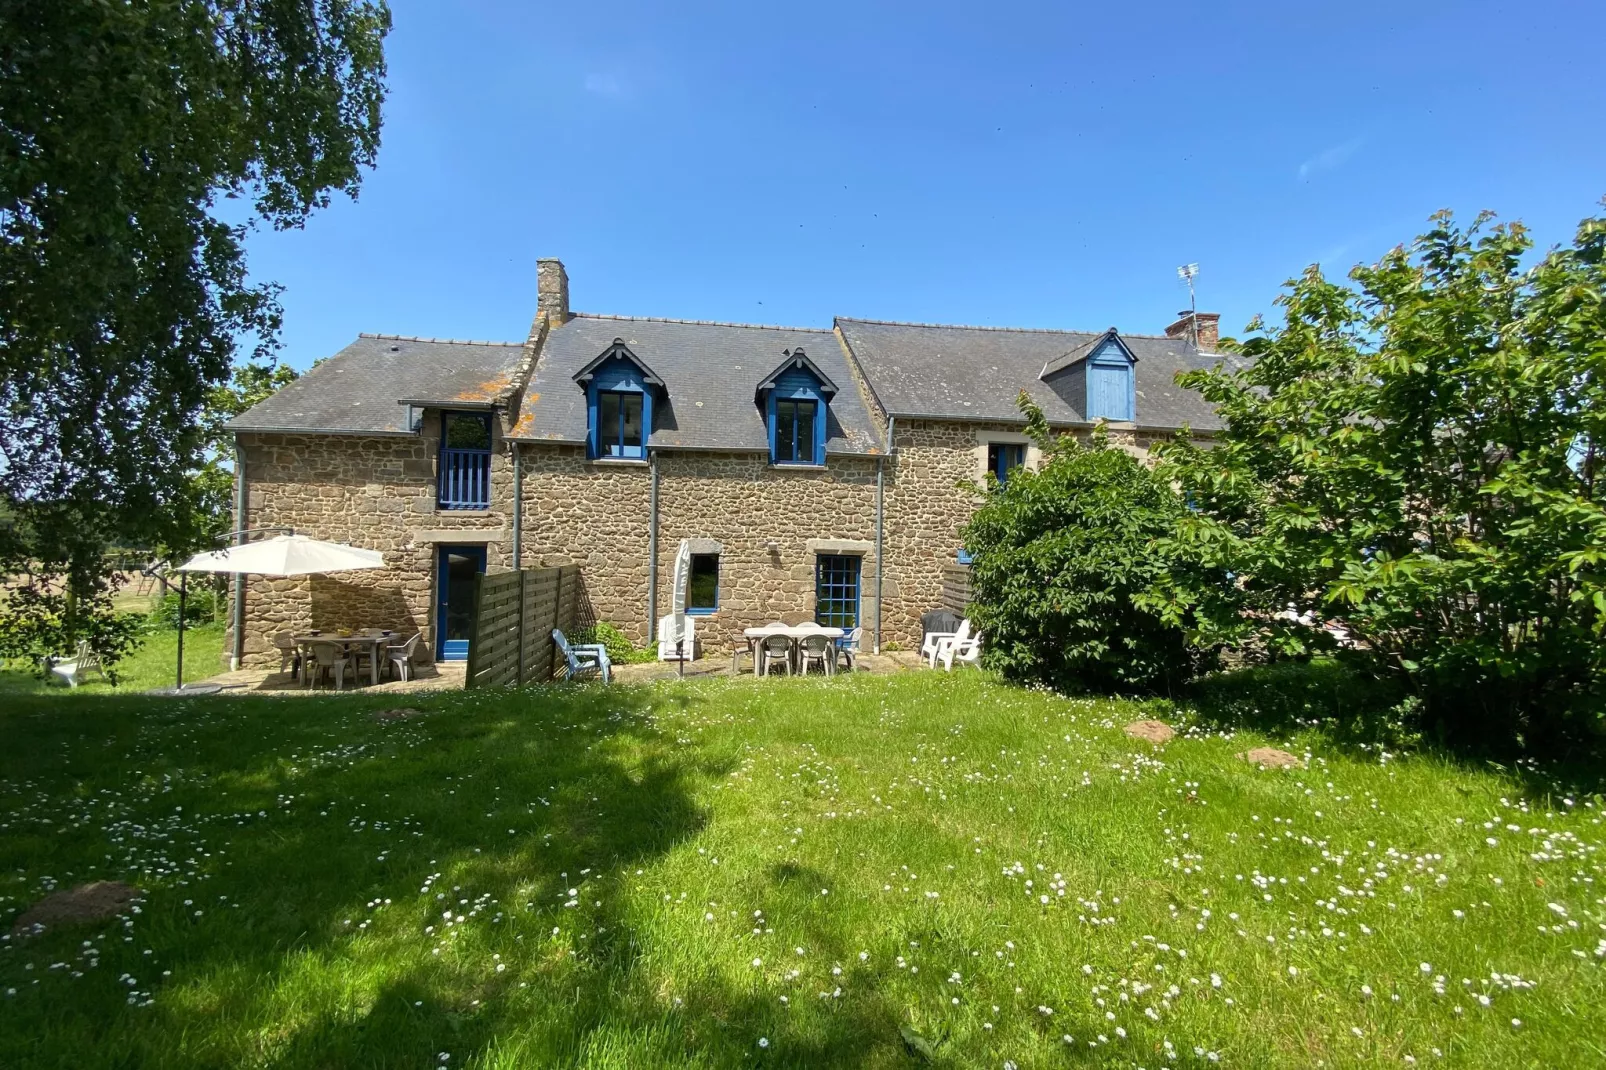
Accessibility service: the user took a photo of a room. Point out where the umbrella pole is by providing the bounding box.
[176,571,187,690]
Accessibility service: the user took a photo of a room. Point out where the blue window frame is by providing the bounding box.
[582,351,655,460]
[773,398,818,465]
[595,389,645,458]
[815,554,861,630]
[987,442,1025,484]
[687,553,719,615]
[1086,339,1136,422]
[438,412,492,510]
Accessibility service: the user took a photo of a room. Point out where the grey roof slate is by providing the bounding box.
[229,334,527,435]
[836,318,1234,431]
[512,315,883,455]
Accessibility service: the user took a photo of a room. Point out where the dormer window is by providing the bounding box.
[573,339,663,461]
[1086,336,1136,422]
[757,348,837,467]
[438,411,492,510]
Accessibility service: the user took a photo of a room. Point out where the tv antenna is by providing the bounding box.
[1176,263,1200,345]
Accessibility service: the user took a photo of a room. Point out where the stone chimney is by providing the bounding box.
[537,258,571,324]
[1165,310,1220,349]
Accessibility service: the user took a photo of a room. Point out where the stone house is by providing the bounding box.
[225,259,1229,668]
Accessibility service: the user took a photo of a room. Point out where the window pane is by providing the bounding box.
[445,413,490,450]
[814,553,860,629]
[621,393,643,448]
[775,400,798,462]
[598,392,621,454]
[795,401,816,463]
[688,553,718,612]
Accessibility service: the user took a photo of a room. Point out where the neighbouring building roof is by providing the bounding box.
[835,317,1235,431]
[228,333,527,435]
[511,314,883,455]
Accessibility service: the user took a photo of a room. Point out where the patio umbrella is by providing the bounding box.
[177,534,384,576]
[164,535,385,690]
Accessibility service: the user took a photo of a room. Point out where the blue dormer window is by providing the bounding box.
[774,399,818,464]
[757,348,837,467]
[1086,336,1136,422]
[573,339,663,461]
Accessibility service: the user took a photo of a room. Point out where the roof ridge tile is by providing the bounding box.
[572,312,830,333]
[358,332,521,347]
[835,316,1178,340]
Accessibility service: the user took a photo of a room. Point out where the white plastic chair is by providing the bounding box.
[553,628,611,683]
[386,633,421,682]
[50,641,105,688]
[798,633,834,676]
[937,627,982,671]
[758,634,793,677]
[836,626,863,672]
[925,620,970,667]
[306,642,351,689]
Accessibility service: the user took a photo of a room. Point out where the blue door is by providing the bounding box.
[436,545,487,661]
[1087,359,1134,422]
[815,554,861,630]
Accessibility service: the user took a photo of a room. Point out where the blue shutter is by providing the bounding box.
[1086,341,1134,422]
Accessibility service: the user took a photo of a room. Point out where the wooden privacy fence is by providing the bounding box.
[465,565,584,688]
[939,562,973,615]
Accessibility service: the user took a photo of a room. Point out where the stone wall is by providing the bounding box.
[233,418,1194,668]
[231,420,513,667]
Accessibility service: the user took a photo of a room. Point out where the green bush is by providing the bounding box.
[961,397,1228,695]
[147,588,219,630]
[571,621,656,664]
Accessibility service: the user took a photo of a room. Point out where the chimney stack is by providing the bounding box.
[537,258,571,324]
[1165,311,1220,349]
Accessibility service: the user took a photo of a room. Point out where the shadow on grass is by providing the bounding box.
[0,682,933,1068]
[1177,658,1606,797]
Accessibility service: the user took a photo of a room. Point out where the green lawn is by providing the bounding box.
[1,671,1602,1068]
[0,623,225,696]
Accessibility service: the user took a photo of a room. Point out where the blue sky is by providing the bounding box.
[246,0,1606,370]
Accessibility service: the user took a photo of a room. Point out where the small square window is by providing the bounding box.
[687,553,719,614]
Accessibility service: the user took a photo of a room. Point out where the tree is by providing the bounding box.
[1157,209,1606,751]
[0,0,389,597]
[961,396,1228,695]
[0,0,389,659]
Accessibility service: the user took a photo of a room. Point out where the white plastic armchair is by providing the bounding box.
[50,641,106,688]
[937,627,982,671]
[553,628,611,683]
[925,619,970,668]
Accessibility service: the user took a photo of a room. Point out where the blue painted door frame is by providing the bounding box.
[435,545,487,661]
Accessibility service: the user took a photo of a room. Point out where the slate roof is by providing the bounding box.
[835,318,1233,432]
[510,314,883,455]
[229,334,527,435]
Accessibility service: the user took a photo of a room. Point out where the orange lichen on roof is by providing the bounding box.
[511,410,538,436]
[454,376,512,402]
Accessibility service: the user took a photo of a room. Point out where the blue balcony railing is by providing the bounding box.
[438,448,491,510]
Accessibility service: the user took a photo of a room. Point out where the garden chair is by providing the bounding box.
[925,619,970,667]
[49,641,105,688]
[553,628,611,683]
[836,626,863,672]
[386,633,421,682]
[798,633,834,676]
[271,633,301,680]
[758,634,793,677]
[937,627,983,671]
[305,642,350,690]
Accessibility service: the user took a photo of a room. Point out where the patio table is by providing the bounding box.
[294,631,392,687]
[740,624,844,675]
